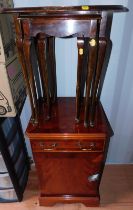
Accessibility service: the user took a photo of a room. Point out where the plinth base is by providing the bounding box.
[39,195,100,207]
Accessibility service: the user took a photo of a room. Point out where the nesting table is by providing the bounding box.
[1,5,128,206]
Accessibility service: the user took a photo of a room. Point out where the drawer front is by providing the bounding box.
[31,139,105,152]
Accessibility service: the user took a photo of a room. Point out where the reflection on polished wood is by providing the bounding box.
[26,98,113,136]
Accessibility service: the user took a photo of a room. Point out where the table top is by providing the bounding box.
[0,5,128,16]
[26,98,113,139]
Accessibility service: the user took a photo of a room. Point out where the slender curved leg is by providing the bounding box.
[37,36,51,119]
[84,19,101,127]
[80,38,89,99]
[90,38,107,126]
[23,38,38,124]
[37,36,47,101]
[48,37,57,103]
[14,16,35,122]
[75,38,84,122]
[84,37,98,127]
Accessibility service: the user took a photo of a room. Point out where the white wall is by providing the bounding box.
[15,0,133,163]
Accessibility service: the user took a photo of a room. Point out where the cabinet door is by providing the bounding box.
[33,152,104,196]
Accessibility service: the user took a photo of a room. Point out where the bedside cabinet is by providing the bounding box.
[26,98,113,206]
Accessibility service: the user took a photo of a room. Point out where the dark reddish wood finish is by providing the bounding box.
[34,153,103,194]
[1,5,128,14]
[36,36,47,100]
[37,35,51,118]
[26,97,113,206]
[31,139,105,153]
[26,98,113,136]
[0,5,128,126]
[0,6,128,207]
[76,38,84,122]
[47,37,57,103]
[23,38,38,123]
[13,16,36,122]
[84,23,100,128]
[90,38,107,126]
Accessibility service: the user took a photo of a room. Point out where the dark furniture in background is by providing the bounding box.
[1,5,128,206]
[0,115,30,202]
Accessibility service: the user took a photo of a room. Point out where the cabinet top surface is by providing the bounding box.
[1,5,128,15]
[26,98,113,139]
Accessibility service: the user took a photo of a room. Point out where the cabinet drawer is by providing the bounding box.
[31,139,105,152]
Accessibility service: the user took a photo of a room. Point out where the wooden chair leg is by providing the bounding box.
[75,38,84,122]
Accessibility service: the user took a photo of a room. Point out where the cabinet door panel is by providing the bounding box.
[33,152,103,196]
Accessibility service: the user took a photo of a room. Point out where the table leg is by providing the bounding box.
[23,38,38,124]
[47,37,57,103]
[84,37,99,127]
[14,17,35,122]
[37,36,51,119]
[90,38,107,126]
[76,38,84,122]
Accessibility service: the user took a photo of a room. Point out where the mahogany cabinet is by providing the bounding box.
[26,97,113,206]
[1,5,128,207]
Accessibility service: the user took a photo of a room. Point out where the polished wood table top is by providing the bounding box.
[1,5,128,15]
[26,97,113,139]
